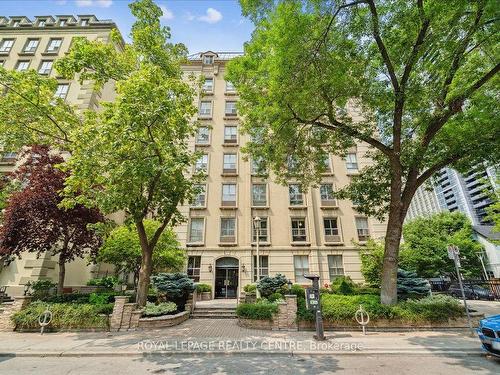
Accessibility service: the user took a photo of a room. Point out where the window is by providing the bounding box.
[0,39,14,53]
[54,84,69,99]
[199,101,212,116]
[223,153,237,174]
[203,55,214,65]
[38,19,46,27]
[346,153,358,172]
[12,20,20,27]
[16,60,30,71]
[220,217,236,243]
[251,158,266,175]
[252,184,267,207]
[252,217,268,243]
[0,60,4,67]
[187,256,201,282]
[59,19,67,27]
[195,154,208,173]
[80,19,89,26]
[287,155,300,173]
[355,217,370,241]
[291,218,307,242]
[320,184,337,206]
[225,81,235,92]
[294,255,309,283]
[195,126,210,145]
[328,255,344,281]
[225,101,237,116]
[192,184,206,207]
[46,38,63,53]
[24,39,39,53]
[323,218,341,242]
[322,155,332,173]
[223,125,237,144]
[202,77,213,92]
[289,184,304,206]
[253,255,269,282]
[38,60,53,75]
[221,183,237,206]
[189,218,204,243]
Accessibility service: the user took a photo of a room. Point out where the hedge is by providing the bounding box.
[236,300,279,320]
[12,301,110,330]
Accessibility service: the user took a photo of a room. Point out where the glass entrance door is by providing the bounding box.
[215,267,239,298]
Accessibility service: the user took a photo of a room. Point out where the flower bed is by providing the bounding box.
[11,301,110,331]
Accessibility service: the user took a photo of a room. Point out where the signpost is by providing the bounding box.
[447,244,474,336]
[304,274,325,341]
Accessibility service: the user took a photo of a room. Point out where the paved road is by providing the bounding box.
[0,353,498,375]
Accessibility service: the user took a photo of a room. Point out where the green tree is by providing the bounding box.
[227,0,499,304]
[0,0,198,306]
[359,240,386,287]
[97,220,185,286]
[486,180,499,238]
[401,212,483,278]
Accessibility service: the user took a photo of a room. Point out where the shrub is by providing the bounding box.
[151,273,195,311]
[236,300,278,320]
[29,280,56,300]
[397,269,431,300]
[11,301,109,330]
[195,283,212,293]
[257,274,289,297]
[142,302,177,317]
[355,286,380,295]
[244,284,257,294]
[296,296,315,322]
[95,303,114,315]
[288,284,305,298]
[321,294,394,322]
[43,293,90,304]
[86,276,117,289]
[393,295,463,323]
[267,292,284,303]
[330,276,356,295]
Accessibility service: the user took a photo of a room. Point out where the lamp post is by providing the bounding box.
[254,216,261,299]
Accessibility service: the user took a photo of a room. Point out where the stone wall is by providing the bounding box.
[272,295,298,331]
[0,296,32,332]
[138,311,189,329]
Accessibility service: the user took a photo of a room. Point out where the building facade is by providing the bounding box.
[405,184,442,222]
[0,17,388,297]
[0,15,121,295]
[176,51,387,298]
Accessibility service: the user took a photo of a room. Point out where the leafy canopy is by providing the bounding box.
[97,220,185,278]
[227,0,500,219]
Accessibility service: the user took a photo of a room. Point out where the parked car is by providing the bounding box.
[447,284,495,300]
[477,314,500,357]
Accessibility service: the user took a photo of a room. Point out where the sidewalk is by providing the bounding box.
[0,319,484,357]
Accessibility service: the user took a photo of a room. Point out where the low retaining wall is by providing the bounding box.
[297,315,484,331]
[138,311,189,329]
[238,318,274,330]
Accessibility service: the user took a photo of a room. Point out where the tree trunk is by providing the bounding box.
[380,209,403,305]
[135,220,153,307]
[57,254,66,295]
[136,246,153,306]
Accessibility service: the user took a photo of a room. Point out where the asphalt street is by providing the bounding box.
[0,353,498,375]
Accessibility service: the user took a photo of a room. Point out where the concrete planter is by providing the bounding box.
[201,292,211,301]
[245,294,257,303]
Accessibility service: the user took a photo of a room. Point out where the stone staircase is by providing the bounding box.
[191,299,237,319]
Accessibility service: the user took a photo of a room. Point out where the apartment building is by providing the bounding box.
[0,15,121,295]
[405,185,442,222]
[0,17,388,297]
[177,51,387,298]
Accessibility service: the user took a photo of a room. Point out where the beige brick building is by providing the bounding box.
[178,52,387,298]
[0,15,121,295]
[0,17,387,298]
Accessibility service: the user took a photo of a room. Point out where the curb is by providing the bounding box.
[0,349,484,358]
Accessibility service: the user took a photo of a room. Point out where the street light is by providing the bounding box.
[253,216,261,299]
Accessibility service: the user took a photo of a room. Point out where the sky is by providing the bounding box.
[0,0,254,54]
